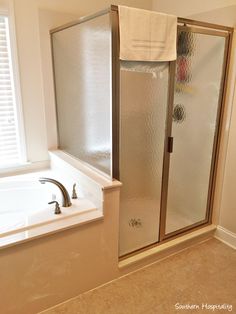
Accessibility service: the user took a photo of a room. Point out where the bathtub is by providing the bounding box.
[0,173,99,247]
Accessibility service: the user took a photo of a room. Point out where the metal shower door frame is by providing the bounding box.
[158,20,233,242]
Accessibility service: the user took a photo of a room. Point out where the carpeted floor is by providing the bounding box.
[40,238,236,314]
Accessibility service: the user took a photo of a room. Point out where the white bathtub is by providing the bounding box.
[0,174,98,244]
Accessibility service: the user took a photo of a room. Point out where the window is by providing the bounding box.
[0,15,25,169]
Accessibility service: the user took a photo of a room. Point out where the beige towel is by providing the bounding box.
[118,6,177,62]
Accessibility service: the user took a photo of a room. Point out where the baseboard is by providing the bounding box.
[215,226,236,249]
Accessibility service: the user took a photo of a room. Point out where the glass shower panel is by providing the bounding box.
[52,14,112,176]
[119,62,169,256]
[165,31,226,234]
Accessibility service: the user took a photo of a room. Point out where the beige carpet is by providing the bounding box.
[41,239,236,314]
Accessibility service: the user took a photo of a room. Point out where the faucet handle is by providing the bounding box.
[48,201,61,215]
[72,183,78,199]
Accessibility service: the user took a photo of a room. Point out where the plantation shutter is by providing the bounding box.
[0,15,21,167]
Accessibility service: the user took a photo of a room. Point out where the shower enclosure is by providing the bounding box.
[50,6,233,257]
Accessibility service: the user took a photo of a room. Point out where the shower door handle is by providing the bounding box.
[167,137,174,153]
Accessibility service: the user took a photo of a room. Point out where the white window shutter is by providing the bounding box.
[0,16,22,168]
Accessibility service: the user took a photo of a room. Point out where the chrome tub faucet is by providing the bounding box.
[39,177,72,207]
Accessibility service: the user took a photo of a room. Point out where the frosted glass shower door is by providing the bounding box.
[165,30,226,235]
[119,62,169,256]
[51,14,112,176]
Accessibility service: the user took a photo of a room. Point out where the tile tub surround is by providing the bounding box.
[40,239,236,314]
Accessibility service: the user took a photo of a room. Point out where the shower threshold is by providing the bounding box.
[119,224,216,268]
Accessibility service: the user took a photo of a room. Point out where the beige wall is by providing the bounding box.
[152,0,236,17]
[220,89,236,234]
[189,5,236,26]
[0,0,8,9]
[37,0,152,15]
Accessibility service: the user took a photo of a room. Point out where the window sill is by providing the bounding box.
[0,160,50,178]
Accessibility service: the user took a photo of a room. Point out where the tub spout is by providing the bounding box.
[39,177,72,207]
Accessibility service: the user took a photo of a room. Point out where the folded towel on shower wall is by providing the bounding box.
[118,6,177,62]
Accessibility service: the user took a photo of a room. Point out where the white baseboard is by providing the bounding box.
[215,226,236,249]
